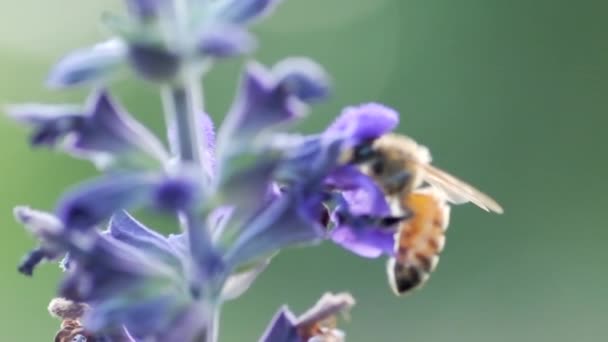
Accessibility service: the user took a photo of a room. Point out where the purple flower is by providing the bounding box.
[216,102,401,270]
[217,59,330,155]
[127,43,181,82]
[48,0,286,86]
[275,103,398,189]
[195,0,284,60]
[320,105,402,258]
[8,89,168,168]
[17,208,206,339]
[60,228,193,338]
[265,103,400,260]
[57,174,156,231]
[330,222,396,259]
[223,190,324,269]
[197,25,257,58]
[325,102,399,148]
[56,170,201,231]
[108,211,185,270]
[260,292,355,342]
[46,39,127,88]
[326,166,399,258]
[14,207,66,276]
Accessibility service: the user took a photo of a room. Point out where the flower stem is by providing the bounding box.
[161,68,221,342]
[206,304,221,342]
[161,2,224,341]
[162,85,219,263]
[160,80,210,180]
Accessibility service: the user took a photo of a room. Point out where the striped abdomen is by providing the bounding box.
[387,189,450,295]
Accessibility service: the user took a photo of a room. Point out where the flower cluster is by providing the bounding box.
[9,0,408,341]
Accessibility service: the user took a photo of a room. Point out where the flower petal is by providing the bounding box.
[47,39,127,88]
[73,90,169,163]
[55,232,189,340]
[109,211,183,269]
[273,57,331,102]
[224,191,323,269]
[18,248,49,276]
[208,206,234,241]
[221,258,270,301]
[213,0,283,24]
[218,59,329,151]
[325,103,399,146]
[127,43,180,81]
[59,235,179,303]
[327,166,390,216]
[7,90,169,168]
[330,224,395,258]
[219,157,278,214]
[84,294,188,338]
[15,206,64,239]
[56,173,157,230]
[327,168,397,258]
[274,134,344,187]
[259,307,299,342]
[198,25,257,58]
[6,104,83,146]
[14,207,67,275]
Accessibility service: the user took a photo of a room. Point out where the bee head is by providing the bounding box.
[349,135,423,195]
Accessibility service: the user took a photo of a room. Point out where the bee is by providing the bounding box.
[350,133,503,295]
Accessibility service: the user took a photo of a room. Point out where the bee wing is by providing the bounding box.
[420,164,504,214]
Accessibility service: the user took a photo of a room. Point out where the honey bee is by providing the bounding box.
[350,133,503,295]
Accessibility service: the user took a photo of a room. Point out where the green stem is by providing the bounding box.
[160,2,222,341]
[206,304,221,342]
[160,70,220,342]
[161,82,207,164]
[161,84,217,258]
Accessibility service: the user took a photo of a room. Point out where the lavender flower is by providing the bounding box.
[48,0,283,86]
[7,90,168,169]
[7,0,422,341]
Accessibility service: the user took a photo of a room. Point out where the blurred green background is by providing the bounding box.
[1,0,607,341]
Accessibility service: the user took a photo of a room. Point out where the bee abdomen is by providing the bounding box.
[388,235,445,295]
[388,190,449,296]
[387,258,430,295]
